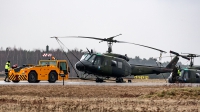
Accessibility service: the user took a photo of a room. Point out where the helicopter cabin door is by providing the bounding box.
[195,71,200,83]
[182,70,189,83]
[110,58,124,77]
[99,56,112,76]
[189,71,200,83]
[92,55,107,75]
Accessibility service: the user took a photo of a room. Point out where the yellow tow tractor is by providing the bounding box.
[8,58,70,83]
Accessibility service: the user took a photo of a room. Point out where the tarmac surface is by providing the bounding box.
[0,81,200,86]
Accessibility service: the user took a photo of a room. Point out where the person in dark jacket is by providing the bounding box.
[172,66,179,82]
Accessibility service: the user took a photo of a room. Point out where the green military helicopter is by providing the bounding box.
[168,51,200,83]
[52,35,185,83]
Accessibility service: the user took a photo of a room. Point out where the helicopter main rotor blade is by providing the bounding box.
[169,51,179,56]
[108,34,122,40]
[170,50,190,60]
[181,53,199,55]
[181,53,200,57]
[54,35,167,53]
[54,34,122,43]
[56,36,107,41]
[117,41,167,53]
[185,54,200,57]
[180,55,190,60]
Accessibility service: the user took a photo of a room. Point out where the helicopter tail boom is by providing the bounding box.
[130,55,179,76]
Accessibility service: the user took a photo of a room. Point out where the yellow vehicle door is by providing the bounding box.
[38,66,49,80]
[58,61,69,80]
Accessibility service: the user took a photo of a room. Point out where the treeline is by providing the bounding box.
[0,47,184,78]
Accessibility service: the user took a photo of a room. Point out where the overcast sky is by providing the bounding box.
[0,0,200,65]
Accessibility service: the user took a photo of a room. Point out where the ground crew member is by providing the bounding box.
[178,69,181,76]
[4,61,11,82]
[172,66,179,82]
[177,65,181,76]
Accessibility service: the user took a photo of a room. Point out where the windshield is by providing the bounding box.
[40,61,57,66]
[88,55,96,63]
[80,53,91,61]
[181,70,189,79]
[180,70,184,77]
[93,56,104,65]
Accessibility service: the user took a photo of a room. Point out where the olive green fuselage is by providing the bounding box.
[76,53,178,78]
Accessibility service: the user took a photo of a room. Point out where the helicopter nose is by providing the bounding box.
[75,61,85,71]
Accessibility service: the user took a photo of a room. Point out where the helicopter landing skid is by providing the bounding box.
[95,77,104,83]
[116,77,126,83]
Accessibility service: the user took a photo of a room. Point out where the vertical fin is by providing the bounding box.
[166,56,179,69]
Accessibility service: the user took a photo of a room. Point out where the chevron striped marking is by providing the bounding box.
[19,75,27,80]
[9,74,27,80]
[9,74,16,80]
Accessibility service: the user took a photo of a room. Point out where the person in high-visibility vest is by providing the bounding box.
[172,66,179,82]
[178,69,181,76]
[178,65,181,76]
[4,61,11,82]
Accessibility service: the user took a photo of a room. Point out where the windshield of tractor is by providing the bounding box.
[80,53,91,61]
[40,61,57,66]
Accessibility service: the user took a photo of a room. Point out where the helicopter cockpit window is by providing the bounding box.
[105,61,107,66]
[182,70,189,80]
[196,73,200,78]
[85,54,91,60]
[111,60,117,67]
[88,55,96,63]
[94,56,103,65]
[80,54,87,60]
[180,70,184,76]
[80,54,91,61]
[118,62,122,69]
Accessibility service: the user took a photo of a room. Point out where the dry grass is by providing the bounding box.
[0,84,200,112]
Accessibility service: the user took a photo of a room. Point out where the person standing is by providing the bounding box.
[4,61,11,82]
[172,66,179,82]
[178,65,181,76]
[178,69,181,76]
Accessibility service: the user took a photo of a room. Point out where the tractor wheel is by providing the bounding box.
[96,78,103,83]
[28,71,37,83]
[35,80,40,83]
[48,71,57,83]
[12,80,20,83]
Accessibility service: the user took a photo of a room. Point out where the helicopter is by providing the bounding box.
[168,51,200,83]
[51,35,188,83]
